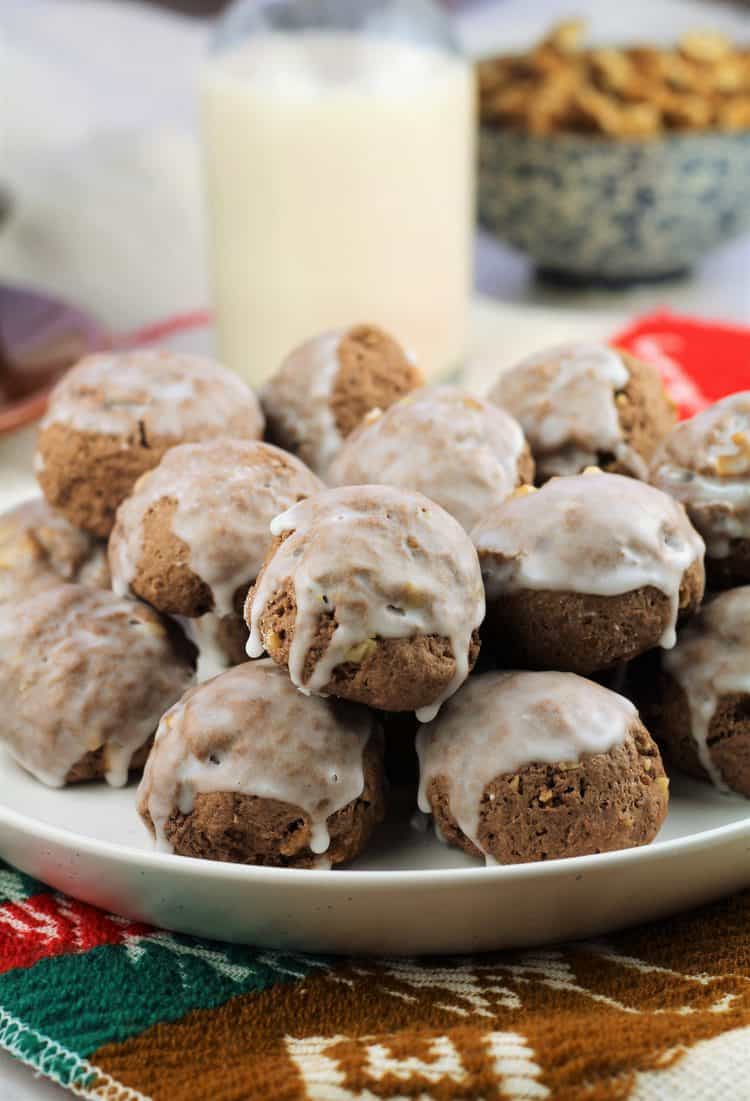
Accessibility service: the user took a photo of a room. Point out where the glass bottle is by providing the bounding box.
[201,0,475,385]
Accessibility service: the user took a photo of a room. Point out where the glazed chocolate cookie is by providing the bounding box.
[261,324,423,478]
[138,660,385,868]
[109,439,323,681]
[636,586,750,797]
[246,485,485,718]
[36,350,265,537]
[0,497,109,604]
[0,584,194,787]
[417,670,669,864]
[489,343,676,483]
[473,471,705,674]
[651,391,750,589]
[328,385,534,532]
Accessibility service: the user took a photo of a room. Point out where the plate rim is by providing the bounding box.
[2,792,749,889]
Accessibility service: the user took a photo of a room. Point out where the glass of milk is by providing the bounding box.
[201,0,476,386]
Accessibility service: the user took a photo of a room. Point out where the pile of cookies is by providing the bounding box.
[478,21,750,137]
[1,327,748,869]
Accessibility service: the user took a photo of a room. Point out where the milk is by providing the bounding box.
[201,32,475,385]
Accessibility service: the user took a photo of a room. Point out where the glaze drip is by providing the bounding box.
[109,439,324,622]
[261,331,347,477]
[246,485,485,721]
[138,660,375,862]
[473,471,704,649]
[651,392,750,558]
[177,614,239,684]
[416,670,637,864]
[489,343,644,480]
[328,385,529,531]
[663,586,750,790]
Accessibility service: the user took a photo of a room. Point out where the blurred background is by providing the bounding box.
[1,0,749,433]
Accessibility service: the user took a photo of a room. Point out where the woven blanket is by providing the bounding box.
[1,863,749,1100]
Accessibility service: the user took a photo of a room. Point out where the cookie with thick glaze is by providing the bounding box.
[417,670,669,864]
[0,497,109,604]
[109,439,323,680]
[0,584,194,787]
[634,586,750,798]
[246,485,484,718]
[36,350,264,537]
[138,661,385,868]
[329,385,533,532]
[261,324,423,478]
[489,343,675,483]
[651,391,750,589]
[474,471,705,674]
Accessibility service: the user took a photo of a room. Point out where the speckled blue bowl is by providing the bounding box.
[478,128,750,283]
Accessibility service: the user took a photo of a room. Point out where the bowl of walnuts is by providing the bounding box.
[477,21,750,283]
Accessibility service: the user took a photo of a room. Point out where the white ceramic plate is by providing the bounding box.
[0,746,748,955]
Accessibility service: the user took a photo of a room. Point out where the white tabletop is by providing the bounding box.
[0,1054,68,1101]
[1,0,749,1097]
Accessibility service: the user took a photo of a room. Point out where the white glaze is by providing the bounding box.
[138,659,376,863]
[0,497,109,604]
[0,584,194,788]
[246,485,485,721]
[328,385,529,532]
[663,586,750,791]
[651,392,750,559]
[473,471,705,649]
[109,439,324,626]
[489,343,646,481]
[416,671,637,865]
[261,331,347,478]
[41,349,264,442]
[177,614,236,684]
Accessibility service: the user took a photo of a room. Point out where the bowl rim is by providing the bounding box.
[478,123,750,149]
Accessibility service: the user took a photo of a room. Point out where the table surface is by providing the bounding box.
[0,1056,67,1101]
[2,0,750,1096]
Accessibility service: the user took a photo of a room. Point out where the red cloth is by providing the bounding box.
[613,310,750,419]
